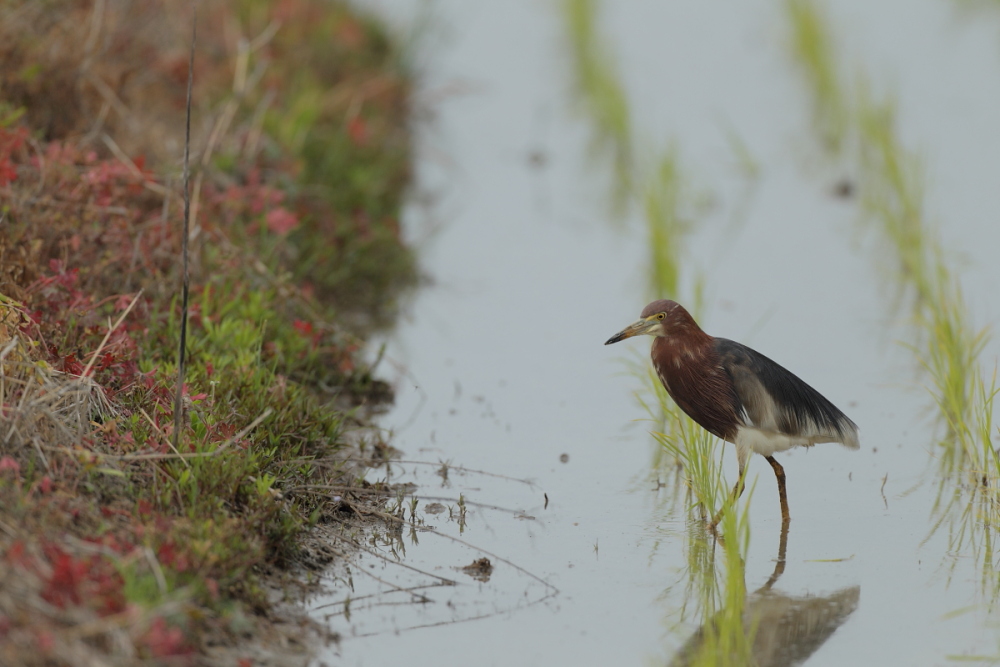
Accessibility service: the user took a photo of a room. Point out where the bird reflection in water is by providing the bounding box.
[667,525,859,667]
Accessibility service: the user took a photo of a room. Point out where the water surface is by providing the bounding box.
[310,2,1000,664]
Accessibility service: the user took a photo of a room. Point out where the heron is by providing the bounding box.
[605,299,859,524]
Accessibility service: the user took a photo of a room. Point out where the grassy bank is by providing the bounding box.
[0,0,415,663]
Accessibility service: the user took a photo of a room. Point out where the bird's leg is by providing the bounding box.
[765,455,790,525]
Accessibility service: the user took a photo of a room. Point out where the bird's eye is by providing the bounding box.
[656,313,665,320]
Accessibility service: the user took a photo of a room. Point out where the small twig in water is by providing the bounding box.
[337,457,536,487]
[347,502,558,595]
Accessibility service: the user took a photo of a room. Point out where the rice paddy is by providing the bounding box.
[312,1,1000,663]
[563,0,731,528]
[561,4,772,663]
[785,0,1000,564]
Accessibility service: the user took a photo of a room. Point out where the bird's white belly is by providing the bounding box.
[736,426,805,458]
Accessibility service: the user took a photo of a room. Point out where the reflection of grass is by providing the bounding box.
[665,502,754,666]
[639,353,759,666]
[786,0,1000,559]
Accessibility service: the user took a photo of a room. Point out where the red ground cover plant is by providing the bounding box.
[0,0,413,663]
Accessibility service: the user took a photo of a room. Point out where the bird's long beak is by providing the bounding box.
[604,318,658,345]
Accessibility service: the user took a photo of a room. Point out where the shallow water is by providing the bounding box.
[310,1,1000,664]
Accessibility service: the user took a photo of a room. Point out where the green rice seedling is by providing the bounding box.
[853,92,1000,542]
[562,0,742,530]
[721,124,762,183]
[785,0,1000,566]
[644,361,745,529]
[926,363,1000,557]
[854,91,936,307]
[635,150,700,478]
[563,0,634,213]
[653,415,723,521]
[952,0,1000,14]
[920,284,988,458]
[785,0,848,152]
[664,497,755,666]
[643,151,686,301]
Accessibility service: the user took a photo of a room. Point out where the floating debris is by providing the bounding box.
[461,557,494,582]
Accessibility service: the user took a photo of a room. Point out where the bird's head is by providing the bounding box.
[604,299,698,345]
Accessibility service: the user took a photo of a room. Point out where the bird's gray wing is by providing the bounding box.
[713,338,859,448]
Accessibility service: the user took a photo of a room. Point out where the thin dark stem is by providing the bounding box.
[172,9,196,452]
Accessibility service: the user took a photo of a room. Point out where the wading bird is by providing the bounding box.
[605,300,858,525]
